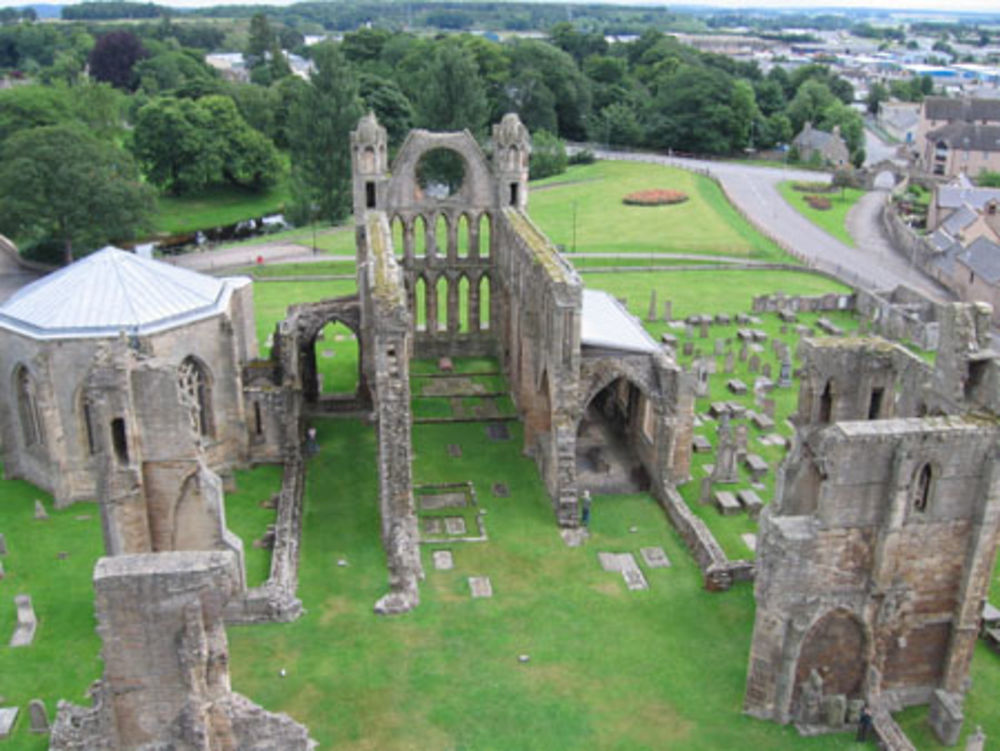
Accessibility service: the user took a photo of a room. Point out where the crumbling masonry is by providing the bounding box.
[744,303,1000,744]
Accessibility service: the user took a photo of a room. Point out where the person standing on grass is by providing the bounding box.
[857,704,873,742]
[581,491,592,528]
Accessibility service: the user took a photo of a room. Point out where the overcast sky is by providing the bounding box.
[4,0,1000,15]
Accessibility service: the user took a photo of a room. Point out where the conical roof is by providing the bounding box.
[0,246,248,340]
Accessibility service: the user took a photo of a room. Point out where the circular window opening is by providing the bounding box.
[415,148,466,200]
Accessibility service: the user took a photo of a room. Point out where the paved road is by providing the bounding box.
[590,147,949,301]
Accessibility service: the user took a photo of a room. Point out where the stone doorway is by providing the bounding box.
[575,378,650,494]
[313,320,360,400]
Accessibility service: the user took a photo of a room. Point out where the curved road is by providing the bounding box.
[590,147,949,302]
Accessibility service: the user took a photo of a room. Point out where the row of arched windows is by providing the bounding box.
[411,274,490,334]
[391,212,491,260]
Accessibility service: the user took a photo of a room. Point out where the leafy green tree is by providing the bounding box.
[499,68,558,135]
[287,43,364,224]
[0,84,76,143]
[786,79,838,134]
[358,73,414,149]
[415,41,488,134]
[589,103,642,147]
[246,12,273,68]
[133,95,279,194]
[976,171,1000,188]
[506,39,591,140]
[866,82,889,115]
[0,125,154,264]
[134,49,215,95]
[529,129,567,179]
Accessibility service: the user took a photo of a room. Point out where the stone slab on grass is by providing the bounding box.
[692,435,712,453]
[444,517,467,536]
[485,423,511,441]
[619,554,649,591]
[447,444,462,458]
[419,492,467,511]
[491,482,509,498]
[713,491,742,516]
[741,533,758,552]
[737,489,764,518]
[0,707,18,739]
[469,576,492,598]
[640,546,671,569]
[432,550,454,571]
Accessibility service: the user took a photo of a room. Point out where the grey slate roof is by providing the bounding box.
[941,204,979,236]
[926,122,1000,151]
[580,289,658,354]
[793,127,841,151]
[923,96,1000,123]
[957,236,1000,284]
[936,185,1000,210]
[0,246,250,340]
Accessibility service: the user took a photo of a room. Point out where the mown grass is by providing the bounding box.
[776,181,867,248]
[153,178,293,236]
[529,161,786,260]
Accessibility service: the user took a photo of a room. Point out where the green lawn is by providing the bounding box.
[153,179,293,237]
[529,161,786,260]
[776,181,867,248]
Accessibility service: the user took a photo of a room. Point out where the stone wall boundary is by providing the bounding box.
[656,485,755,591]
[226,457,306,624]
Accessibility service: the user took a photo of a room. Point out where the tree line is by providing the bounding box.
[0,13,869,264]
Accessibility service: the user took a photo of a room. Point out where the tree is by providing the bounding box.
[88,30,148,90]
[246,12,273,68]
[287,43,364,225]
[976,171,1000,188]
[529,130,567,179]
[358,73,414,148]
[0,125,154,264]
[866,82,889,116]
[415,41,488,134]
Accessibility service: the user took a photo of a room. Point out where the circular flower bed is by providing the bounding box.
[623,189,689,206]
[805,194,832,210]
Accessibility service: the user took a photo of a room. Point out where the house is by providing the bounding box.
[928,174,1000,229]
[915,96,1000,173]
[791,122,850,167]
[952,235,1000,315]
[878,100,920,145]
[922,122,1000,178]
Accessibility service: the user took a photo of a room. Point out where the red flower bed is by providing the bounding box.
[622,189,689,206]
[805,194,832,210]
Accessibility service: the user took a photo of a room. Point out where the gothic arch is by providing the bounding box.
[13,363,45,448]
[178,356,214,439]
[793,608,867,705]
[385,132,498,212]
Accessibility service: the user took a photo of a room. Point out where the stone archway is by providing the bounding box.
[575,376,651,494]
[874,170,896,190]
[793,610,867,711]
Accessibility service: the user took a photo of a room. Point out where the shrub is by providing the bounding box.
[568,148,596,165]
[529,130,567,180]
[804,194,832,210]
[622,189,688,206]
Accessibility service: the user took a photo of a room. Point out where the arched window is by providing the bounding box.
[479,275,491,330]
[15,365,45,448]
[80,394,98,456]
[458,275,470,333]
[913,463,933,512]
[178,357,213,438]
[819,380,834,423]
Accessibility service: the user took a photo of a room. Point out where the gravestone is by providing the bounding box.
[0,533,5,555]
[447,444,462,458]
[28,699,47,734]
[438,357,453,372]
[966,726,986,751]
[737,489,764,519]
[714,339,725,356]
[692,435,712,454]
[10,594,37,647]
[619,554,648,590]
[491,483,509,498]
[647,289,658,322]
[598,552,622,572]
[419,492,467,511]
[432,550,454,571]
[486,423,510,441]
[660,332,678,348]
[682,341,694,357]
[762,398,776,418]
[715,313,731,325]
[699,319,710,338]
[444,517,467,535]
[778,357,793,388]
[699,477,712,505]
[761,362,772,379]
[692,359,710,398]
[724,352,734,374]
[663,300,672,322]
[712,416,739,484]
[0,707,18,740]
[741,533,757,552]
[685,324,694,339]
[727,379,747,395]
[713,491,741,515]
[822,694,847,728]
[751,412,775,431]
[423,518,444,535]
[846,700,864,725]
[640,547,671,568]
[0,561,4,580]
[745,454,769,481]
[739,343,748,361]
[735,425,749,460]
[33,500,47,521]
[468,576,493,598]
[748,355,760,373]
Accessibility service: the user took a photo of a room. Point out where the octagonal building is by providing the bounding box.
[0,247,258,506]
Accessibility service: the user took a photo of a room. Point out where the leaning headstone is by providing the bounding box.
[647,289,658,322]
[724,351,734,374]
[761,362,772,379]
[0,707,18,740]
[640,546,671,568]
[0,533,5,555]
[28,699,48,734]
[699,319,710,339]
[469,576,493,598]
[748,355,760,374]
[739,343,748,361]
[699,476,712,505]
[432,550,454,571]
[663,300,672,322]
[778,356,793,388]
[965,726,986,751]
[33,500,48,521]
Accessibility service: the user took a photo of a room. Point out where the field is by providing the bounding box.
[776,181,867,248]
[529,161,786,259]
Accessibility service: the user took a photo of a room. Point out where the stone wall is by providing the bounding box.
[49,550,315,750]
